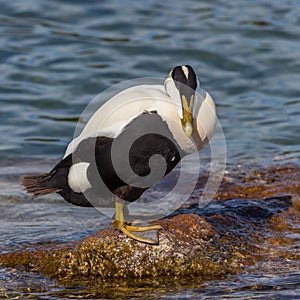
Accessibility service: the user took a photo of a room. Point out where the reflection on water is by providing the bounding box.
[0,0,300,298]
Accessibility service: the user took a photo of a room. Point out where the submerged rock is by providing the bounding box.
[0,164,299,282]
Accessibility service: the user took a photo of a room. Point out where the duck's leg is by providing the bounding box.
[111,200,162,244]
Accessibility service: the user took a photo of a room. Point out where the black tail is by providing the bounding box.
[20,173,62,196]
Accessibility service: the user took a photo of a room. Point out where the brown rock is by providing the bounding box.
[1,163,300,282]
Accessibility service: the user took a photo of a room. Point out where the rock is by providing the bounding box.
[1,194,298,281]
[1,163,299,282]
[0,214,233,280]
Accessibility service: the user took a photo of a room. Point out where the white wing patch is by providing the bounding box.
[68,162,92,193]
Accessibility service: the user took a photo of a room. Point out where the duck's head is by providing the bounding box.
[164,65,198,137]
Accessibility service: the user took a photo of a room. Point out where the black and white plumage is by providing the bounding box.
[21,65,216,244]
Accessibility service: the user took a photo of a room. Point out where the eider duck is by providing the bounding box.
[21,65,216,244]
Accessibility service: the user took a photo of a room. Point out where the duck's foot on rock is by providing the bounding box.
[111,219,162,245]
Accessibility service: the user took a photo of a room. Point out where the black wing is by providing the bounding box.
[51,111,183,206]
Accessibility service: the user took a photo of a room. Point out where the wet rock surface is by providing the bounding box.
[0,164,299,282]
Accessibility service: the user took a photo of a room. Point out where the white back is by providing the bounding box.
[64,84,216,157]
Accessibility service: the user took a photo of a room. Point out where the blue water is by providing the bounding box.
[0,0,299,165]
[0,0,300,298]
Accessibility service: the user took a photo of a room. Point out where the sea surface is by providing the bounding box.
[0,0,300,298]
